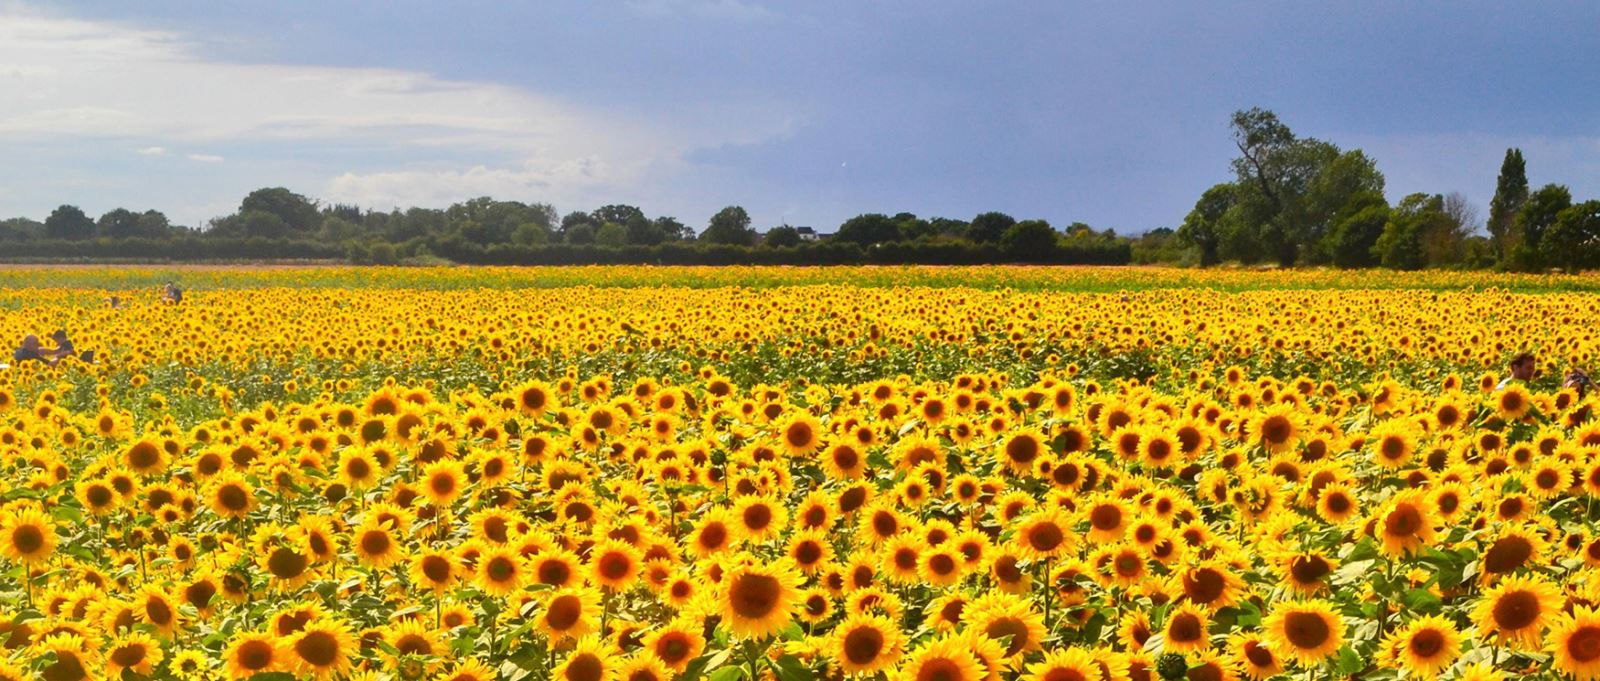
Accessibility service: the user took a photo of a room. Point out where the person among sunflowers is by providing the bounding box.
[1497,352,1536,390]
[10,334,58,367]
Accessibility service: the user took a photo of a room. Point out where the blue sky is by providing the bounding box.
[3,1,1598,233]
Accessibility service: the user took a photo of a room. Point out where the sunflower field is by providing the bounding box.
[4,266,1600,681]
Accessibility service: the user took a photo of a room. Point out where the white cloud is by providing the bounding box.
[0,4,799,212]
[135,146,166,156]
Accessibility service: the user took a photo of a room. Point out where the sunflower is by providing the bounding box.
[1474,573,1562,648]
[718,558,803,638]
[137,585,182,637]
[1496,384,1534,420]
[833,613,905,675]
[105,631,164,676]
[1368,420,1419,469]
[224,631,282,679]
[786,530,834,574]
[124,437,168,474]
[286,618,356,680]
[1252,405,1300,453]
[643,618,705,673]
[0,506,57,564]
[780,414,824,456]
[351,519,405,569]
[1023,648,1102,681]
[966,591,1047,660]
[1550,606,1600,680]
[858,503,907,547]
[687,508,736,557]
[337,447,381,490]
[436,659,498,681]
[385,618,444,660]
[589,539,642,590]
[531,548,584,588]
[895,634,984,681]
[1013,508,1075,560]
[823,441,868,480]
[74,479,120,515]
[918,546,964,587]
[997,431,1046,474]
[1263,599,1343,666]
[1162,603,1212,654]
[536,587,603,642]
[36,633,96,681]
[1082,495,1129,543]
[1280,551,1336,596]
[734,495,788,544]
[1314,481,1359,524]
[1380,614,1460,679]
[555,636,620,681]
[475,545,526,596]
[419,459,466,507]
[410,547,458,594]
[1480,524,1547,581]
[1229,632,1283,680]
[515,381,558,417]
[207,471,256,519]
[1375,490,1437,558]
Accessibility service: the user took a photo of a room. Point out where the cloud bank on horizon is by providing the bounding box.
[2,1,1598,233]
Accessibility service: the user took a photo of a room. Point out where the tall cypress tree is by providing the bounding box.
[1487,148,1529,261]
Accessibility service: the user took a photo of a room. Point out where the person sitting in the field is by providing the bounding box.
[1565,368,1593,399]
[12,335,57,367]
[1497,352,1535,390]
[46,330,96,364]
[162,282,183,305]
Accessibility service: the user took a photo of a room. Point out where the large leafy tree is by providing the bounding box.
[835,213,902,245]
[1177,183,1235,266]
[1487,148,1529,262]
[1000,220,1059,259]
[240,187,321,235]
[1539,200,1600,271]
[1322,191,1389,268]
[966,212,1016,244]
[44,205,95,240]
[1509,184,1572,271]
[1227,108,1364,266]
[1373,193,1449,270]
[701,206,754,245]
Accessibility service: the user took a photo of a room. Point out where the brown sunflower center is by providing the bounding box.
[11,525,43,554]
[546,595,582,631]
[1282,611,1330,650]
[268,548,308,579]
[1027,522,1064,553]
[1572,626,1600,663]
[729,573,781,619]
[565,652,604,681]
[843,626,885,664]
[1483,536,1534,574]
[1408,628,1445,658]
[237,640,275,670]
[986,616,1032,656]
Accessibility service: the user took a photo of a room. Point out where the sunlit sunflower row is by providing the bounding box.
[7,345,1600,681]
[5,283,1600,414]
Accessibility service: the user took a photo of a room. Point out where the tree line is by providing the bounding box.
[1173,108,1600,271]
[0,189,1128,265]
